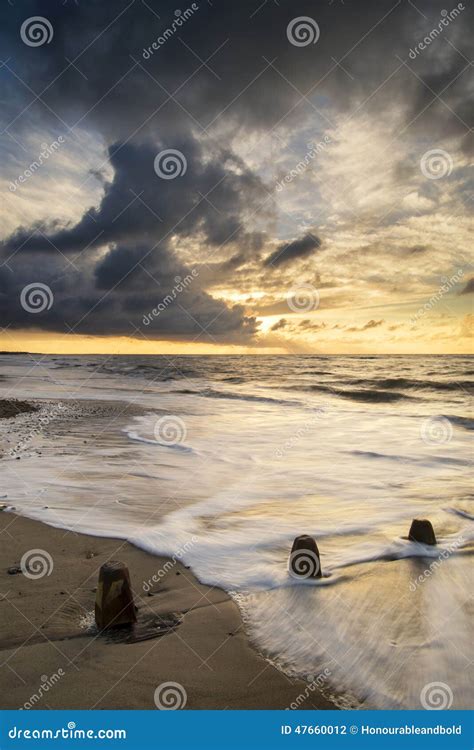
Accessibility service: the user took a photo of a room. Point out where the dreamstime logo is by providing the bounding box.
[410,269,463,324]
[142,3,199,59]
[9,137,66,193]
[420,149,453,180]
[143,536,198,591]
[409,535,464,591]
[408,4,465,59]
[154,149,187,180]
[276,135,332,191]
[287,17,320,47]
[21,669,65,710]
[420,416,453,445]
[20,549,54,579]
[9,402,65,457]
[154,681,187,710]
[286,284,320,313]
[420,681,453,710]
[20,283,54,314]
[286,668,332,709]
[142,270,199,326]
[154,415,187,446]
[20,16,53,47]
[275,409,326,459]
[288,549,320,579]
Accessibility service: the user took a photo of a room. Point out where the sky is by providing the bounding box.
[0,0,472,354]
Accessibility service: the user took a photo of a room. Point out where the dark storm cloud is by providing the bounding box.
[1,135,265,338]
[1,0,472,340]
[0,246,257,340]
[5,138,265,255]
[4,0,471,142]
[264,234,322,268]
[405,51,473,148]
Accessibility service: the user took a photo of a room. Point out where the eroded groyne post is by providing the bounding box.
[95,561,137,629]
[289,535,322,578]
[408,519,437,545]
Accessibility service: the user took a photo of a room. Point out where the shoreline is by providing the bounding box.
[0,398,336,709]
[0,511,337,710]
[1,359,472,711]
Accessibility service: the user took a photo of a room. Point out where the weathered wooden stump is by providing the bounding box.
[408,519,437,546]
[289,535,321,578]
[95,561,136,629]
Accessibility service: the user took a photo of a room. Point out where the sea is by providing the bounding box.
[1,353,472,709]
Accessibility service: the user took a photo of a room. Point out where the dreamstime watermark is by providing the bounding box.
[286,668,332,709]
[8,137,66,193]
[142,5,199,59]
[20,669,65,709]
[420,148,453,180]
[408,4,465,59]
[287,284,320,313]
[287,17,320,47]
[410,269,463,324]
[8,726,126,740]
[420,681,453,710]
[276,135,332,191]
[142,270,198,325]
[275,409,326,459]
[143,536,198,591]
[20,16,53,47]
[409,535,464,591]
[288,548,321,579]
[153,149,187,179]
[20,283,54,314]
[20,549,54,579]
[9,402,65,457]
[420,416,453,445]
[154,415,187,446]
[154,681,187,709]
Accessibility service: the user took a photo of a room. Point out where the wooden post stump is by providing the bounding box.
[95,561,136,629]
[408,519,437,546]
[289,535,322,578]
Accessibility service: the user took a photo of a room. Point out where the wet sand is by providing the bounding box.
[0,512,336,710]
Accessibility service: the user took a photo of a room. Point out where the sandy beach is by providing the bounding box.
[0,508,336,710]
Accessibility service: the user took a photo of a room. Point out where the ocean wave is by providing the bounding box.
[286,383,413,402]
[177,388,300,406]
[327,536,469,572]
[96,363,199,381]
[348,449,471,466]
[338,388,409,403]
[346,377,473,392]
[285,378,472,400]
[445,506,474,521]
[444,415,474,431]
